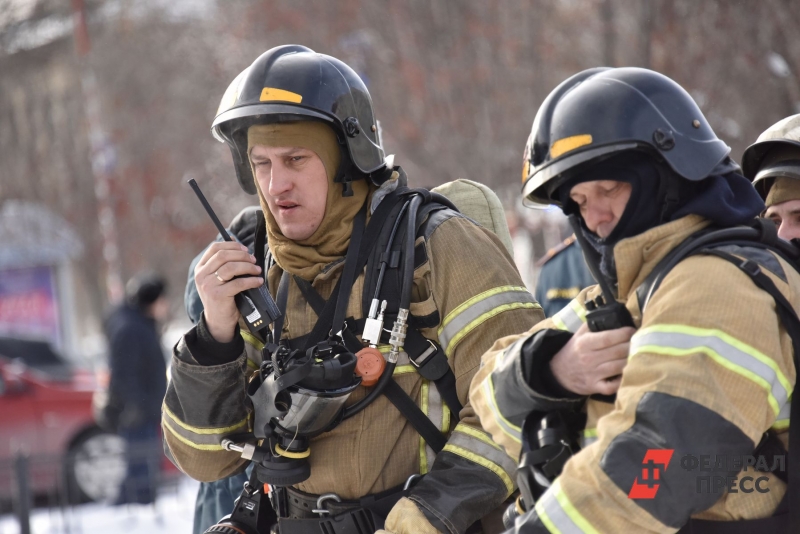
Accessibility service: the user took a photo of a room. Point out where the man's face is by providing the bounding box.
[251,145,329,240]
[569,180,633,239]
[764,199,800,241]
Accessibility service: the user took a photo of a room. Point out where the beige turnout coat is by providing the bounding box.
[163,206,544,533]
[470,215,796,532]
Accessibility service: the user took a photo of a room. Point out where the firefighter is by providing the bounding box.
[163,45,543,534]
[743,114,800,241]
[469,67,797,532]
[534,235,594,318]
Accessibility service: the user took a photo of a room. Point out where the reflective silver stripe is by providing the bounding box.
[551,299,586,333]
[779,401,791,421]
[501,338,526,365]
[447,427,518,483]
[425,379,445,472]
[534,480,598,534]
[631,326,791,415]
[439,287,538,355]
[773,401,791,430]
[483,374,522,444]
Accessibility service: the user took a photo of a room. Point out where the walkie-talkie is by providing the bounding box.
[568,215,635,332]
[188,179,281,335]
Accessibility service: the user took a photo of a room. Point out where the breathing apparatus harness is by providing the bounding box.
[508,218,800,533]
[209,177,464,534]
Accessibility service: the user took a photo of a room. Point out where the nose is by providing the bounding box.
[777,220,800,242]
[582,202,613,235]
[267,162,292,197]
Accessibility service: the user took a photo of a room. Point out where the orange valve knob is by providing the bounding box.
[355,347,386,387]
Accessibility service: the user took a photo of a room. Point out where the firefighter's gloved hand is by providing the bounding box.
[383,497,443,534]
[549,322,635,396]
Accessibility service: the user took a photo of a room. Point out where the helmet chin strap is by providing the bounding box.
[657,169,683,223]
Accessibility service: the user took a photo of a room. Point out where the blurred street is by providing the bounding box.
[0,476,198,534]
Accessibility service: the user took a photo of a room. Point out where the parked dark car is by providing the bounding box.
[0,337,175,504]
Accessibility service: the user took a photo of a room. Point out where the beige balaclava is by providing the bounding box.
[248,121,371,280]
[765,176,800,208]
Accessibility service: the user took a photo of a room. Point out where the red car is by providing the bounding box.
[0,337,175,504]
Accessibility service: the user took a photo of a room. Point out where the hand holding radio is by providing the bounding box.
[549,322,634,396]
[194,241,264,343]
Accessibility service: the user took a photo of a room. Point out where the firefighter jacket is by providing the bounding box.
[163,207,544,534]
[469,214,797,533]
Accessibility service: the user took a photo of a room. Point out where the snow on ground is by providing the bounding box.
[0,476,199,534]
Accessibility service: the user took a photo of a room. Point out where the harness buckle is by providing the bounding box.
[312,492,342,516]
[404,473,423,491]
[740,259,762,277]
[410,339,438,368]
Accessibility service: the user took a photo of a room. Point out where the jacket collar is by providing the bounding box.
[613,214,712,300]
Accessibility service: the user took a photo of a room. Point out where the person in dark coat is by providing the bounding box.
[534,235,595,317]
[106,272,169,505]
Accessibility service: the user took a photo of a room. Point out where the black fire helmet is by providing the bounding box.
[212,44,387,195]
[521,67,732,207]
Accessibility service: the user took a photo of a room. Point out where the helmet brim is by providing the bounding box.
[522,142,638,207]
[742,139,800,180]
[752,159,800,200]
[212,103,334,140]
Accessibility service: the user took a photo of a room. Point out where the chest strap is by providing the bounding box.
[291,275,452,454]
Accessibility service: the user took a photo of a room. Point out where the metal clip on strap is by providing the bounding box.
[410,339,450,381]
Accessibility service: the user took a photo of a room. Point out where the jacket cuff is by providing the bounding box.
[184,314,245,366]
[521,329,583,400]
[408,451,509,534]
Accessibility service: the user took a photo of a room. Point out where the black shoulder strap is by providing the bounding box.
[383,379,448,453]
[637,220,800,314]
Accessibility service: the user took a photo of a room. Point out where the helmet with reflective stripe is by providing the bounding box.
[212,44,387,195]
[521,67,732,207]
[741,114,800,199]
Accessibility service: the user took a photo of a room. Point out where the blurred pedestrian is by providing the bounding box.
[105,272,169,505]
[534,235,594,317]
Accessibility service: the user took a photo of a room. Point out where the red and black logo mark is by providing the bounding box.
[628,449,674,499]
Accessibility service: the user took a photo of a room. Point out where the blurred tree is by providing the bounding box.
[1,0,799,341]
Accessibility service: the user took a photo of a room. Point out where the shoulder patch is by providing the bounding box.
[535,235,577,267]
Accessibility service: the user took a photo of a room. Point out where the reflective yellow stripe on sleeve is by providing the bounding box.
[631,325,792,417]
[579,428,598,449]
[162,404,248,451]
[535,479,599,534]
[438,286,540,357]
[444,423,517,496]
[551,298,587,333]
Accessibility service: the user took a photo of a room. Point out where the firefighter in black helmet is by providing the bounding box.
[166,45,544,534]
[470,67,797,533]
[211,44,389,197]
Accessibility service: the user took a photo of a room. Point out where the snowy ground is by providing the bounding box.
[0,476,199,534]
